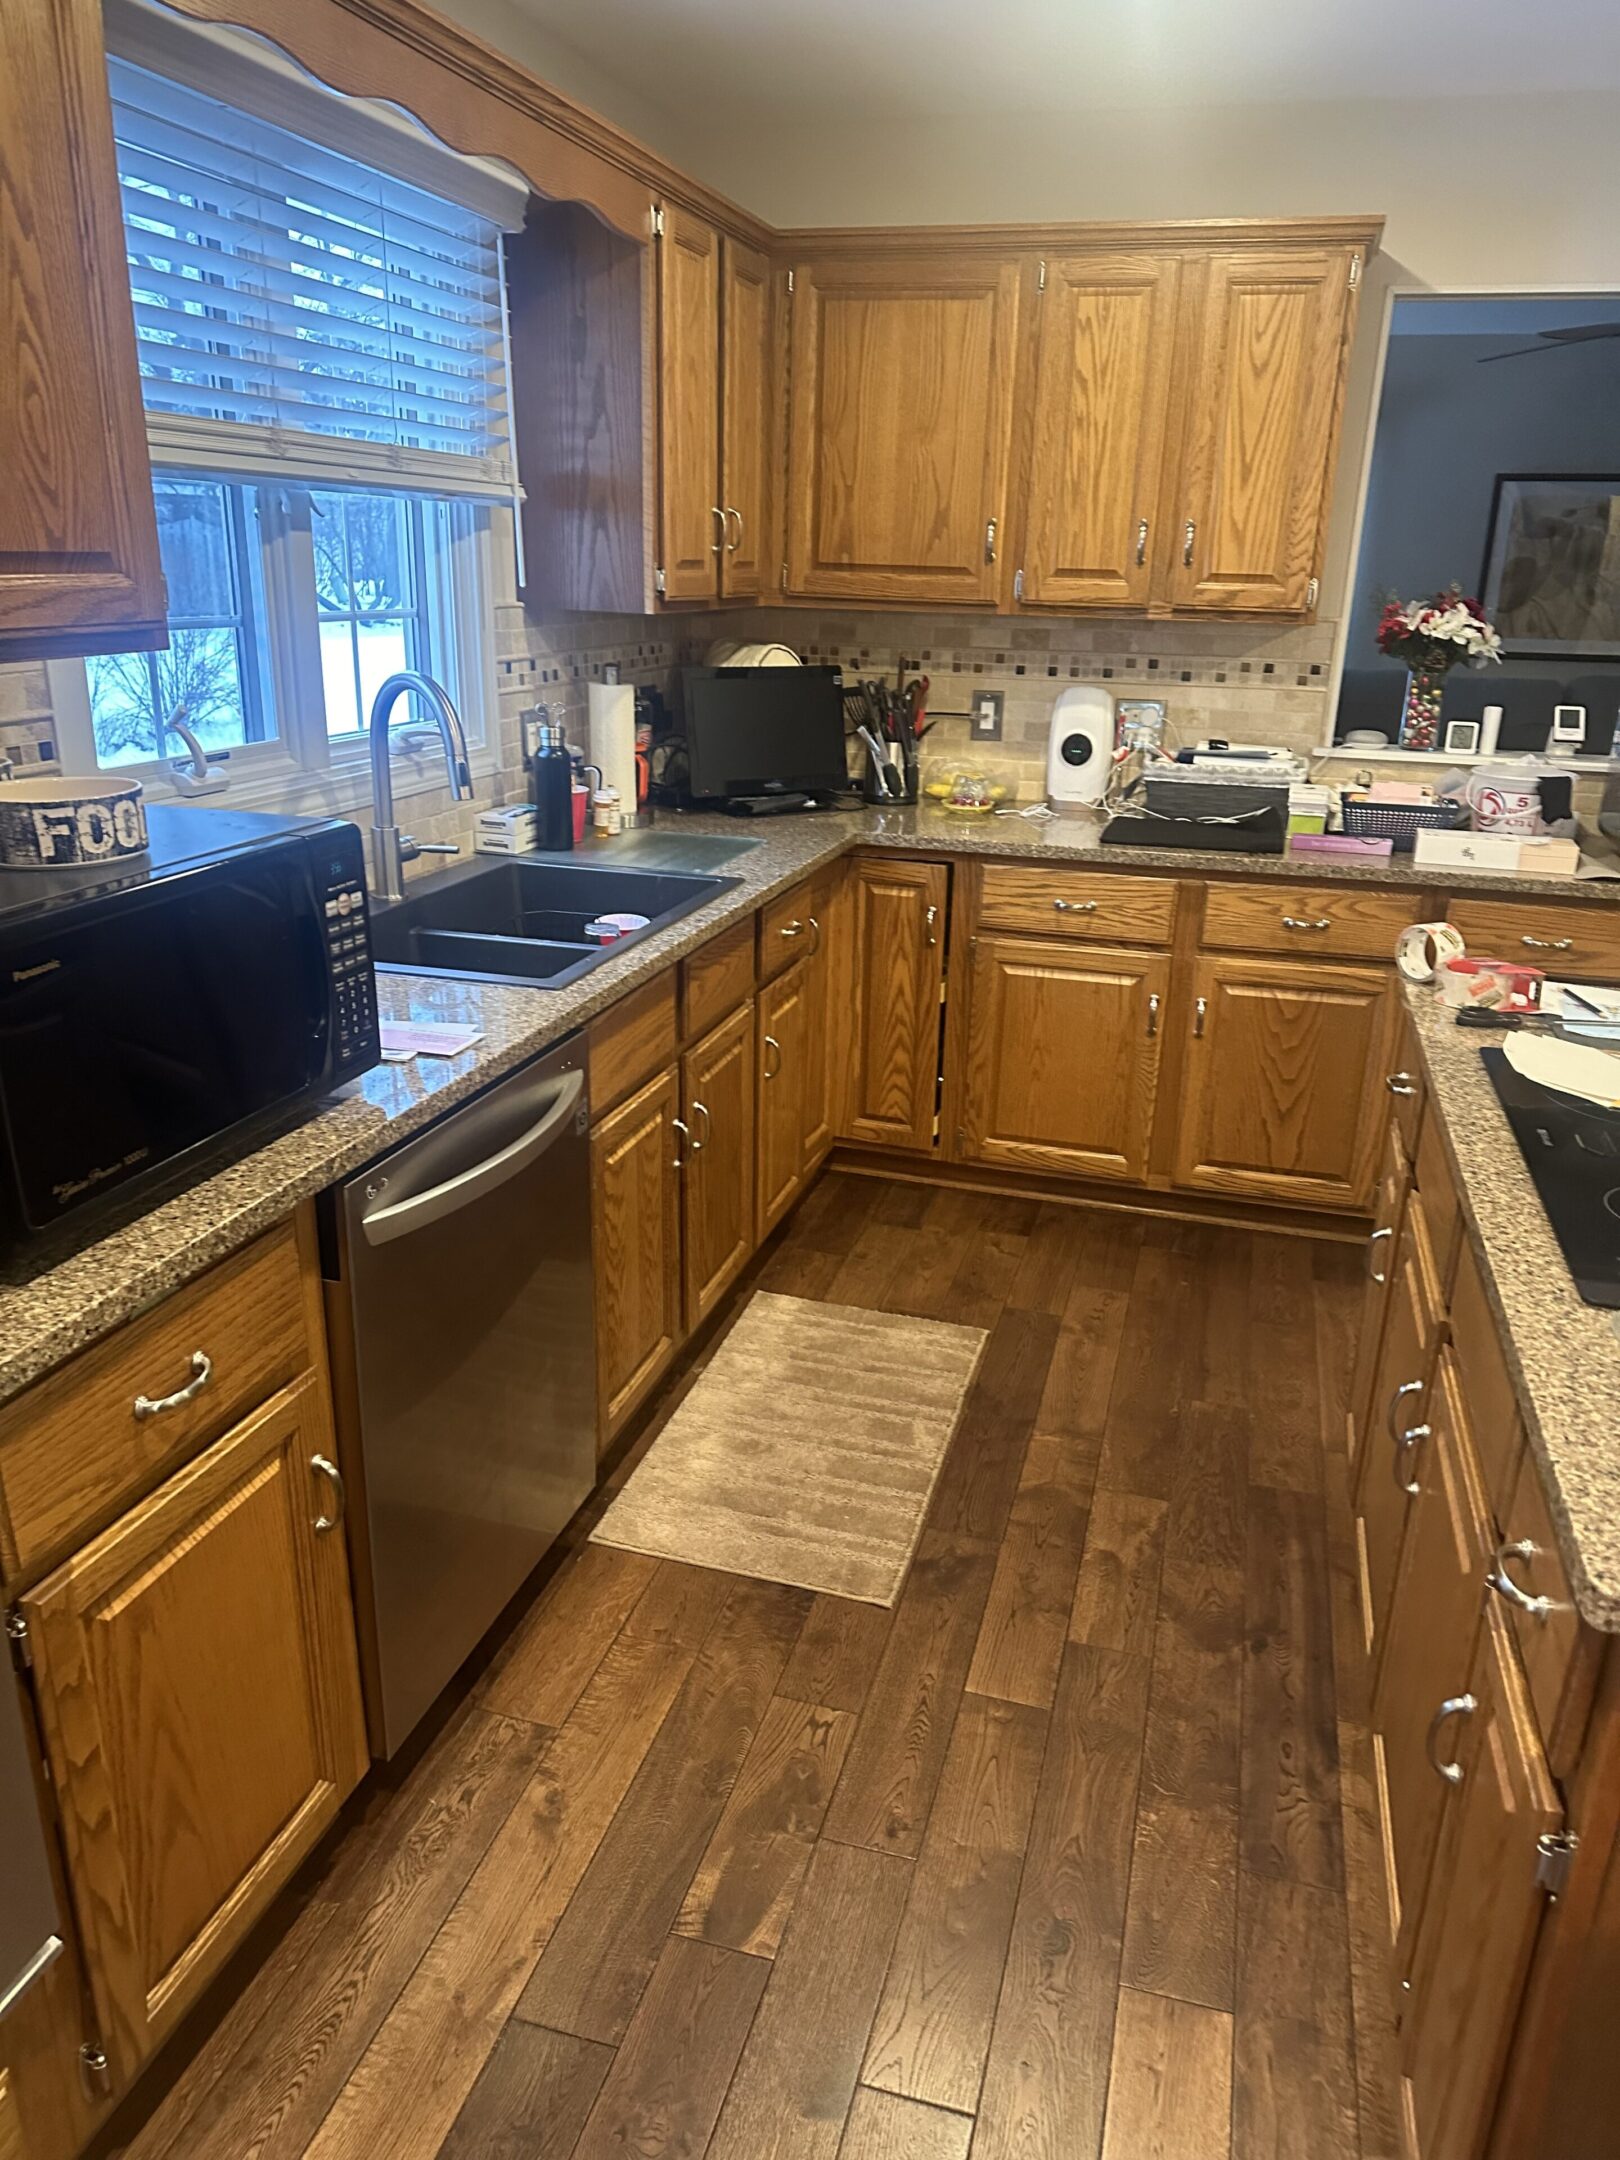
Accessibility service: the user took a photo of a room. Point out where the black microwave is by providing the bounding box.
[0,804,380,1259]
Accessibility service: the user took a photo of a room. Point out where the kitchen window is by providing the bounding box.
[52,6,527,802]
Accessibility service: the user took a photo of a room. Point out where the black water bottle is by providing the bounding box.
[531,716,574,851]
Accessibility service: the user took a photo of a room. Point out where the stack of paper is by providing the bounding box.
[1504,1032,1620,1110]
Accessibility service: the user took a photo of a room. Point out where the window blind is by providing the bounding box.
[108,55,520,499]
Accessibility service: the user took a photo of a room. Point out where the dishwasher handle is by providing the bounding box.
[360,1067,585,1247]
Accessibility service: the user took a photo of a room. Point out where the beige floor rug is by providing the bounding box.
[591,1291,988,1605]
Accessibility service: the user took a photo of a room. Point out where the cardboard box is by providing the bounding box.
[1412,827,1524,873]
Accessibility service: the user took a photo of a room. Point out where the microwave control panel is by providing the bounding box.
[318,836,379,1075]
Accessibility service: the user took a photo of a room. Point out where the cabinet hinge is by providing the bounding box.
[1306,575,1320,610]
[780,559,788,588]
[651,205,665,239]
[5,1608,31,1672]
[1013,568,1025,604]
[1535,1831,1579,1900]
[938,977,947,1006]
[1037,258,1047,292]
[786,268,795,294]
[654,567,666,597]
[1348,252,1362,289]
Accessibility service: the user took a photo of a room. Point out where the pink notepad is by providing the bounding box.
[379,1021,485,1061]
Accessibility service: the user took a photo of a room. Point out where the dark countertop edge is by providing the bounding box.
[1400,982,1620,1633]
[2,802,1617,1414]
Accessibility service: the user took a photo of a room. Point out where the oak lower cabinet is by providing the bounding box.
[957,935,1167,1181]
[1355,1198,1440,1663]
[591,1067,683,1444]
[843,857,949,1150]
[757,961,816,1238]
[682,1001,756,1326]
[17,1373,367,2084]
[1400,1602,1562,2160]
[1171,953,1391,1211]
[1349,1118,1412,1475]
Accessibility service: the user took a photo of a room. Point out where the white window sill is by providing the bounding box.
[136,739,500,818]
[1317,745,1620,772]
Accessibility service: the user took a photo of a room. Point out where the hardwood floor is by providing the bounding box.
[114,1174,1396,2160]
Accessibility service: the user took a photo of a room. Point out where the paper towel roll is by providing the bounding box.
[589,682,637,812]
[1395,920,1465,982]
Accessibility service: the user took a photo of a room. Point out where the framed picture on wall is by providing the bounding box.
[1480,473,1620,657]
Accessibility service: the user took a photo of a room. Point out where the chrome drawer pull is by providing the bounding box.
[1386,1376,1423,1444]
[1281,915,1331,931]
[763,1034,781,1081]
[1393,1420,1429,1497]
[1426,1693,1477,1786]
[311,1454,346,1534]
[1146,992,1160,1039]
[779,917,806,940]
[1489,1536,1554,1621]
[1521,935,1573,952]
[1182,518,1196,567]
[1052,897,1099,913]
[672,1116,692,1169]
[1386,1070,1418,1098]
[925,904,939,948]
[1366,1224,1393,1283]
[1135,517,1149,567]
[690,1100,710,1151]
[709,506,725,554]
[132,1350,213,1421]
[1193,996,1207,1038]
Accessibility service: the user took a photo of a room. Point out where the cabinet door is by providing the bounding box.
[1355,1216,1437,1663]
[19,1375,366,2080]
[1350,1120,1412,1474]
[683,1002,756,1328]
[0,0,164,652]
[1018,252,1181,610]
[719,237,770,600]
[1373,1350,1489,1967]
[1172,954,1391,1210]
[1164,248,1359,613]
[785,254,1022,604]
[959,936,1167,1182]
[592,1067,683,1443]
[757,961,810,1239]
[845,858,949,1151]
[657,205,721,603]
[1400,1602,1561,2160]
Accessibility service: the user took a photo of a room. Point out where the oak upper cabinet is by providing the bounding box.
[1400,1602,1561,2160]
[1171,953,1391,1211]
[682,1001,756,1327]
[844,857,949,1150]
[783,253,1023,604]
[592,1067,683,1443]
[1163,246,1362,613]
[18,1374,366,2082]
[1018,251,1182,610]
[719,238,771,599]
[0,0,165,654]
[656,205,723,602]
[958,937,1168,1182]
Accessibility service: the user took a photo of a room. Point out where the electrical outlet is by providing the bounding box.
[971,689,1004,741]
[602,663,621,684]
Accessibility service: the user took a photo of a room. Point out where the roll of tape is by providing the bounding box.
[1396,920,1465,983]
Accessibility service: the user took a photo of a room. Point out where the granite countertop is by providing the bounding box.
[1404,984,1620,1632]
[3,800,1618,1415]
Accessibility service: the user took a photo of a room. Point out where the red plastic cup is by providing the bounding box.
[571,784,589,845]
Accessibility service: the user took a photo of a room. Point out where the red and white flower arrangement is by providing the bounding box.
[1375,587,1503,672]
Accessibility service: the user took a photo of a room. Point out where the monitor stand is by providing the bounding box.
[720,792,823,817]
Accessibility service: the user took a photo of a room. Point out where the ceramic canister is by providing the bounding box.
[0,777,148,870]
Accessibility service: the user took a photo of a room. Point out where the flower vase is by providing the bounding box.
[1399,667,1446,752]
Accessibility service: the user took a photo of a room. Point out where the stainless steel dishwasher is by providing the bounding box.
[322,1033,595,1756]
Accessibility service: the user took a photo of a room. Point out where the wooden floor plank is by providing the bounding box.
[1005,1202,1087,1318]
[1243,1483,1344,1892]
[1097,1987,1234,2160]
[675,1695,856,1958]
[436,2023,611,2160]
[1246,1237,1329,1495]
[970,1643,1150,2160]
[706,1838,913,2160]
[938,1200,1039,1332]
[778,1594,894,1714]
[1034,1211,1136,1448]
[822,1531,998,1859]
[122,1706,550,2160]
[1067,1490,1166,1659]
[925,1306,1059,1545]
[966,1430,1096,1711]
[1232,1870,1359,2159]
[862,1692,1047,2114]
[839,2088,973,2160]
[300,1563,730,2160]
[569,1935,769,2160]
[515,1577,810,2043]
[480,1543,660,1729]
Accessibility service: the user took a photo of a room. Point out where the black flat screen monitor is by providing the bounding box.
[681,666,847,802]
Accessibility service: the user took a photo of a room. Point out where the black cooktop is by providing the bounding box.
[1482,1046,1620,1307]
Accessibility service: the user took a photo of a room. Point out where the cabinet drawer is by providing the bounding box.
[0,1218,315,1587]
[758,876,829,983]
[1446,898,1620,982]
[1448,1237,1523,1530]
[681,916,756,1042]
[1200,880,1418,960]
[1492,1448,1601,1777]
[977,863,1176,945]
[588,973,678,1119]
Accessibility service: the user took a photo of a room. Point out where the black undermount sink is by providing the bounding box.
[369,856,741,987]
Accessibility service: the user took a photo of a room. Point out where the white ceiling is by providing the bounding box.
[511,0,1620,129]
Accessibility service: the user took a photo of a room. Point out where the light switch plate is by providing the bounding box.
[971,690,1004,741]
